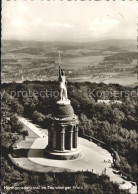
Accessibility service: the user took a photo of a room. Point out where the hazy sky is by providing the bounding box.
[2,0,137,41]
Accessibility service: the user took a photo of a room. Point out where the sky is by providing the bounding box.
[2,0,137,41]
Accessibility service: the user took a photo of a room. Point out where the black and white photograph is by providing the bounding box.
[1,0,137,193]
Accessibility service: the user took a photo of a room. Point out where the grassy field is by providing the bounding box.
[67,72,137,86]
[60,56,105,70]
[103,72,137,86]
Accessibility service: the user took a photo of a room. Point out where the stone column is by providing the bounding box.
[48,130,51,145]
[68,126,73,150]
[74,126,78,148]
[48,130,52,149]
[60,126,65,151]
[52,129,56,150]
[49,124,54,149]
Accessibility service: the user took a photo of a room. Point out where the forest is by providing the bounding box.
[104,52,137,63]
[1,81,137,193]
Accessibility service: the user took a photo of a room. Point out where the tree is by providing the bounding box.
[21,130,29,139]
[32,111,45,123]
[10,101,24,115]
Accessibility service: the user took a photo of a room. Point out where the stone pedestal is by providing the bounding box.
[45,101,82,160]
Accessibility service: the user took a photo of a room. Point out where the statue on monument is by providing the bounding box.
[58,66,68,101]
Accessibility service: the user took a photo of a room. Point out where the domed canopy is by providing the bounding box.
[54,103,74,118]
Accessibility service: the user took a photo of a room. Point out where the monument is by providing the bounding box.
[45,56,82,160]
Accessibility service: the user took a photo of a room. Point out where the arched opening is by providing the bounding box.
[65,126,70,150]
[73,125,78,148]
[73,125,76,148]
[56,126,61,150]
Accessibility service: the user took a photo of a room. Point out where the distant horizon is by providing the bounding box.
[2,38,136,43]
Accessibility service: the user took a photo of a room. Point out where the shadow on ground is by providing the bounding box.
[10,148,45,158]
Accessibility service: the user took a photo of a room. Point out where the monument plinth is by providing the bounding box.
[45,65,82,160]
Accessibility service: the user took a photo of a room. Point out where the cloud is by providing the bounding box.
[2,0,136,41]
[89,17,119,33]
[120,1,137,8]
[17,1,29,12]
[48,22,73,28]
[31,17,43,25]
[12,18,27,27]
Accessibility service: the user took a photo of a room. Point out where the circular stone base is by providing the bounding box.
[57,99,70,105]
[44,148,82,160]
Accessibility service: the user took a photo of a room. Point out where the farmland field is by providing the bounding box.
[103,73,137,86]
[60,56,105,69]
[1,39,137,86]
[67,72,138,87]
